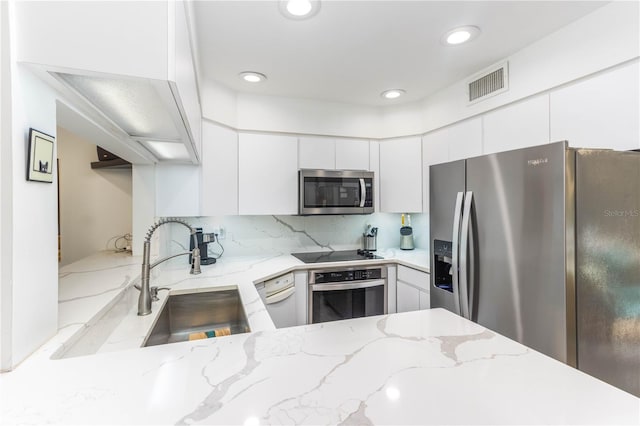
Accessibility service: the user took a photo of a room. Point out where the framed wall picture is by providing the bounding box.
[27,128,55,183]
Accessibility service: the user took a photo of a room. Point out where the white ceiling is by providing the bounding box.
[193,1,608,107]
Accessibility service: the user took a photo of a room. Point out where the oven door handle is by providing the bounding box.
[310,279,386,292]
[359,178,366,208]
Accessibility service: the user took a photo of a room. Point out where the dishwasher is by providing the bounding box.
[256,272,298,328]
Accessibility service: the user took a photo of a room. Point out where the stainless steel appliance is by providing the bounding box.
[308,265,387,324]
[299,169,374,215]
[399,214,415,250]
[399,227,414,250]
[363,225,378,251]
[189,227,220,265]
[430,140,640,397]
[292,249,383,263]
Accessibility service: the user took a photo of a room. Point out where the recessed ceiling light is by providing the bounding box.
[239,71,267,83]
[287,0,311,16]
[442,26,481,45]
[381,89,406,100]
[279,0,320,20]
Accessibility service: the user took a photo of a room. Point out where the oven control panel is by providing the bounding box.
[312,268,385,284]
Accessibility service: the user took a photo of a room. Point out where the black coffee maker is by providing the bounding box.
[189,228,217,265]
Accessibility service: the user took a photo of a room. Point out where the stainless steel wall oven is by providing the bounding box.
[308,265,387,324]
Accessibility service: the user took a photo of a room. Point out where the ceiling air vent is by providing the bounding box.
[467,61,509,104]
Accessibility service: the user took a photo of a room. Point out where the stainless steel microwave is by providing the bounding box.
[299,169,374,215]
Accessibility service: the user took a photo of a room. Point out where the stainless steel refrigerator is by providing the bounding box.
[430,140,640,397]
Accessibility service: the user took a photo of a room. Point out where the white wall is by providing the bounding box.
[235,93,382,139]
[0,0,12,371]
[5,63,59,368]
[57,126,132,266]
[200,78,238,129]
[419,1,639,136]
[132,164,156,257]
[200,2,639,139]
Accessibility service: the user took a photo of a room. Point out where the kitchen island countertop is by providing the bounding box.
[1,249,638,425]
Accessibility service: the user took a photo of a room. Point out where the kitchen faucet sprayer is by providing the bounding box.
[137,218,201,316]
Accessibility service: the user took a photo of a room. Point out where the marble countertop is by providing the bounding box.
[2,248,639,424]
[2,309,639,424]
[28,248,431,362]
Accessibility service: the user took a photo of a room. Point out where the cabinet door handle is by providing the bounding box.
[265,286,295,304]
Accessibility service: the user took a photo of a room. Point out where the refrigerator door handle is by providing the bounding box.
[451,191,464,316]
[459,191,474,320]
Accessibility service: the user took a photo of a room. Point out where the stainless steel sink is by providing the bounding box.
[143,288,250,347]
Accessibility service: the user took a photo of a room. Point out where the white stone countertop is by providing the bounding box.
[17,248,431,363]
[1,248,638,425]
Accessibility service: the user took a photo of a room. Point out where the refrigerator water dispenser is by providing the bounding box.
[433,240,453,292]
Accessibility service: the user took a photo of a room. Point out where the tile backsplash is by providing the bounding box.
[160,213,428,258]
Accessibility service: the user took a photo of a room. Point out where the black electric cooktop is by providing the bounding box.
[291,249,383,264]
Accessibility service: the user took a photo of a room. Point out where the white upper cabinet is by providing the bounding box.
[550,62,640,151]
[379,136,422,213]
[422,118,482,212]
[335,139,370,170]
[422,128,450,214]
[201,122,238,216]
[173,2,202,158]
[155,164,201,217]
[298,137,370,170]
[483,94,550,155]
[239,133,298,215]
[446,118,483,162]
[16,1,202,163]
[299,137,335,169]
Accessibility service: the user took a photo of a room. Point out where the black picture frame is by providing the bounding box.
[27,128,55,183]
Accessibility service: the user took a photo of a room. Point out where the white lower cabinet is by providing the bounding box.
[396,265,430,313]
[397,281,420,313]
[386,265,397,314]
[419,290,430,311]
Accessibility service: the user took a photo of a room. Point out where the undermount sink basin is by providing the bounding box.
[143,288,250,347]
